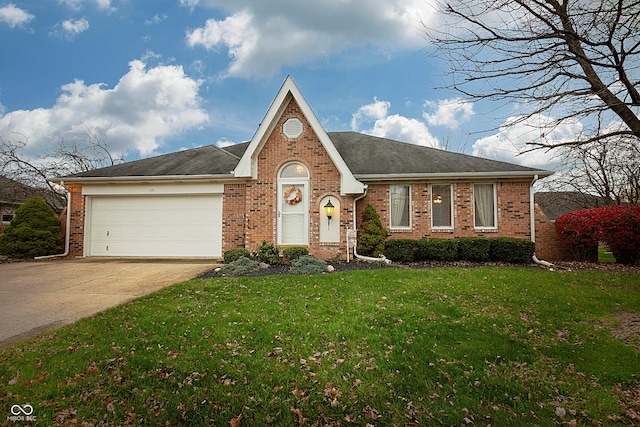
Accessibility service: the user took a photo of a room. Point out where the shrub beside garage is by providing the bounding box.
[0,197,62,259]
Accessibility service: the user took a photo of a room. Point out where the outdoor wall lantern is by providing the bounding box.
[433,194,443,204]
[324,199,335,229]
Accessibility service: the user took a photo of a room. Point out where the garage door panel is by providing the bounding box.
[88,195,222,257]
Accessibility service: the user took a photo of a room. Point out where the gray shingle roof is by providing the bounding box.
[535,191,606,220]
[329,132,548,177]
[65,144,241,178]
[61,132,551,180]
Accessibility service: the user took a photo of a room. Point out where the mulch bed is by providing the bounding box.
[197,259,640,279]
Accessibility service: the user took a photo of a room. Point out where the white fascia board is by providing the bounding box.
[82,181,225,196]
[233,76,365,196]
[355,170,554,181]
[233,78,292,179]
[55,174,235,184]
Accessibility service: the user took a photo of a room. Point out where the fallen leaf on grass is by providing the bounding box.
[230,413,242,427]
[87,362,99,375]
[364,406,382,420]
[290,406,307,424]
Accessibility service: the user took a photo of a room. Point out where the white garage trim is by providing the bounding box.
[82,182,224,196]
[85,194,222,258]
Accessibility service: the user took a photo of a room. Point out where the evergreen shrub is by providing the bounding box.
[252,240,281,265]
[223,248,251,264]
[416,238,459,261]
[0,197,62,259]
[357,204,389,257]
[489,237,535,264]
[218,257,259,275]
[282,246,309,262]
[290,255,328,275]
[457,237,491,262]
[384,239,416,262]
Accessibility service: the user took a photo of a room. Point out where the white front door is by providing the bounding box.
[277,162,309,246]
[278,182,308,246]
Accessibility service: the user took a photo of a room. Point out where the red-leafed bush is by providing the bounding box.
[555,205,640,264]
[555,208,602,261]
[599,205,640,265]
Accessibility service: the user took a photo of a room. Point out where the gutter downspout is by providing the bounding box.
[35,182,71,260]
[530,174,554,268]
[351,185,391,264]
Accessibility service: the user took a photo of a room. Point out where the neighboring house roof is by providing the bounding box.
[0,176,65,212]
[0,176,36,205]
[535,191,607,220]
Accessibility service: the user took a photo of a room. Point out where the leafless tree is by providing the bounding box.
[544,134,640,204]
[426,0,640,150]
[0,127,124,208]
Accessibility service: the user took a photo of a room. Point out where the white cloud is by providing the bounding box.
[184,1,437,78]
[0,4,34,28]
[369,114,440,148]
[423,98,474,129]
[61,18,90,36]
[0,60,209,158]
[215,138,235,148]
[472,114,582,169]
[351,98,439,148]
[350,98,390,130]
[145,13,167,26]
[59,0,116,12]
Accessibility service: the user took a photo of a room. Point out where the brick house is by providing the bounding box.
[56,77,553,260]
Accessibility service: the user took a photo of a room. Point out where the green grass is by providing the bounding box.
[1,267,639,426]
[599,248,617,263]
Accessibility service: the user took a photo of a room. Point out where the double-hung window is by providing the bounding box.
[390,185,411,229]
[474,183,497,228]
[431,184,453,229]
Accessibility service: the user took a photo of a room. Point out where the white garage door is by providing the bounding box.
[88,195,222,257]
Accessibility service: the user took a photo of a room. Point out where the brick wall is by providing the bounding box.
[222,183,247,252]
[533,203,573,261]
[234,97,351,260]
[356,181,533,241]
[67,183,85,257]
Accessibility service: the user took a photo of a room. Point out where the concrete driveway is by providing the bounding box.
[0,258,217,348]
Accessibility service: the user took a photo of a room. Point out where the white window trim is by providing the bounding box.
[431,183,454,230]
[390,184,412,230]
[473,183,498,230]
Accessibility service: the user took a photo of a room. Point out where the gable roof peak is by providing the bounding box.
[233,76,365,195]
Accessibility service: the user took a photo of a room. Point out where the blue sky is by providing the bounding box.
[0,0,572,171]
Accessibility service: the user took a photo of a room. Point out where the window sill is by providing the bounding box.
[431,227,453,232]
[474,227,498,232]
[390,228,411,233]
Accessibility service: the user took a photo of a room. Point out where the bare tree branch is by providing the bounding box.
[426,0,640,148]
[0,128,124,209]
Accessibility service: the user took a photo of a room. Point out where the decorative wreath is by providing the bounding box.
[284,186,303,205]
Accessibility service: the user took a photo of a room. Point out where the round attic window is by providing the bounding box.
[283,118,303,138]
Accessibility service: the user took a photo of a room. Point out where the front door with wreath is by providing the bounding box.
[277,162,309,246]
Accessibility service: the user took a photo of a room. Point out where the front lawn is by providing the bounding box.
[1,267,639,426]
